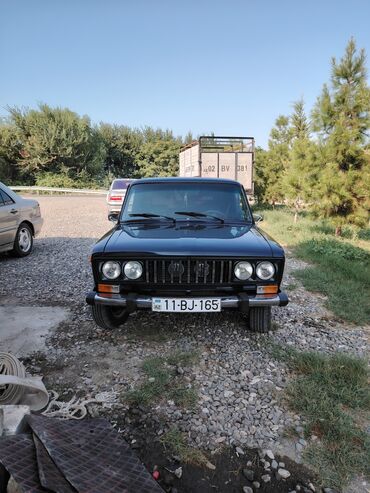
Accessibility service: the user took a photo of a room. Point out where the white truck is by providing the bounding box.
[179,136,254,192]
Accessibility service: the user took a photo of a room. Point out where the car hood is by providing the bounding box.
[95,222,284,258]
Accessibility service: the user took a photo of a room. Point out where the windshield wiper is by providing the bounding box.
[174,211,224,223]
[128,213,175,223]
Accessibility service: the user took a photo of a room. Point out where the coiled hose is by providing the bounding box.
[0,352,48,411]
[0,352,26,405]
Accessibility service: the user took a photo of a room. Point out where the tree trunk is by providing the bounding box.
[335,226,342,236]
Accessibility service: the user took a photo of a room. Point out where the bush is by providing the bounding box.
[35,171,101,190]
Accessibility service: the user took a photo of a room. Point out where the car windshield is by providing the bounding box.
[121,182,252,223]
[112,179,130,190]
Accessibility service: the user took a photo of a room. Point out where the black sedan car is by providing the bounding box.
[86,178,288,332]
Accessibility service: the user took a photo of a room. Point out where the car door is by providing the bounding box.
[0,188,18,247]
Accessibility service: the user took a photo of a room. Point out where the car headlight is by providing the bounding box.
[256,261,275,280]
[234,261,253,280]
[124,261,143,280]
[102,261,121,279]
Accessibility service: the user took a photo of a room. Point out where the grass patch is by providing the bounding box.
[160,427,208,465]
[294,239,370,325]
[125,350,199,408]
[254,207,370,325]
[269,343,370,489]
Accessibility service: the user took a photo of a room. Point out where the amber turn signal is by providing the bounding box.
[256,285,278,295]
[97,284,120,294]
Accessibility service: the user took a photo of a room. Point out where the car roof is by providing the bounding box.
[130,177,242,186]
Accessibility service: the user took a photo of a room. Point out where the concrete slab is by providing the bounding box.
[0,306,68,356]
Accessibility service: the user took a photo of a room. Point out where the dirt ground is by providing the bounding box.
[0,195,368,493]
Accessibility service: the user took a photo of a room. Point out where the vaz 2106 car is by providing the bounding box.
[86,178,289,332]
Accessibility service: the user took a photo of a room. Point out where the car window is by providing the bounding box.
[122,182,252,222]
[112,179,130,190]
[0,188,14,206]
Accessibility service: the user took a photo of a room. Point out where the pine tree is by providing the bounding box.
[284,100,316,222]
[263,115,292,206]
[311,38,370,234]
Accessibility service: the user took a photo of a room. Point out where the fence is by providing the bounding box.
[10,186,107,196]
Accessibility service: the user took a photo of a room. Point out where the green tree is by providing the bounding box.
[284,100,316,222]
[311,38,370,234]
[262,115,292,205]
[136,136,182,178]
[0,122,22,183]
[254,146,270,203]
[184,131,194,145]
[98,124,143,178]
[8,104,106,181]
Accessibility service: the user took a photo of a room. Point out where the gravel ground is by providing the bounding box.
[0,195,368,493]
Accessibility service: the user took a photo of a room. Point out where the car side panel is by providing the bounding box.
[0,201,18,247]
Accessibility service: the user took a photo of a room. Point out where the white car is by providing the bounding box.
[0,182,43,256]
[106,178,132,214]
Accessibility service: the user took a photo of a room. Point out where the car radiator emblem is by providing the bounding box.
[168,261,185,277]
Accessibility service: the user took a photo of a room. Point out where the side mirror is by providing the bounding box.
[108,212,119,223]
[253,213,263,223]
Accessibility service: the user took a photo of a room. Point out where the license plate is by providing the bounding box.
[152,298,221,312]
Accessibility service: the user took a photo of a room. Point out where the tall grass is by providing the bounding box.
[254,207,370,324]
[269,344,370,489]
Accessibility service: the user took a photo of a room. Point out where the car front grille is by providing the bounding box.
[142,258,234,285]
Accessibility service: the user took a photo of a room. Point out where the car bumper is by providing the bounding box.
[86,291,289,310]
[107,205,122,213]
[33,217,43,236]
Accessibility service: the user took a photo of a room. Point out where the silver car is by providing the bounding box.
[106,178,132,214]
[0,182,43,256]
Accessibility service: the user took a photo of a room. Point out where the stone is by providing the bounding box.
[242,469,254,481]
[271,459,278,469]
[253,481,260,489]
[261,474,271,483]
[205,460,216,470]
[236,446,244,455]
[277,468,291,479]
[296,442,304,452]
[242,487,253,493]
[265,449,274,460]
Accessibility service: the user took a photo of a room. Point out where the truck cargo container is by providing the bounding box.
[179,136,254,192]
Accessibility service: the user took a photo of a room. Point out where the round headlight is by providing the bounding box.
[234,261,253,280]
[102,261,121,279]
[124,261,143,280]
[256,261,275,280]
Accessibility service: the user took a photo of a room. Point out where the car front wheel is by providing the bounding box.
[248,307,272,333]
[12,223,33,257]
[91,304,129,330]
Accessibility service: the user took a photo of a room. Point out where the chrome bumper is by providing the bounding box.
[86,292,289,309]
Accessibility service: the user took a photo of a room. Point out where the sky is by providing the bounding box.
[1,0,370,148]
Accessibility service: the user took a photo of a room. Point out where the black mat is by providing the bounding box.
[33,435,76,493]
[27,415,163,493]
[0,433,48,493]
[0,416,163,493]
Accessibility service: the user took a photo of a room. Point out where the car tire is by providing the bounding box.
[91,305,129,330]
[248,307,272,333]
[12,223,33,257]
